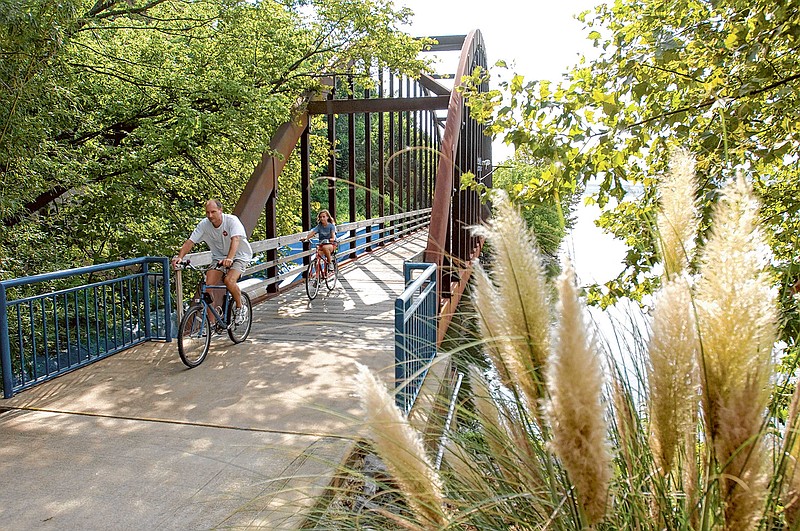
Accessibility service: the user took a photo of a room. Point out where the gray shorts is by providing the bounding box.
[211,259,247,274]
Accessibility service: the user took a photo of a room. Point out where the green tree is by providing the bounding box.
[464,0,800,348]
[0,0,427,278]
[462,153,577,277]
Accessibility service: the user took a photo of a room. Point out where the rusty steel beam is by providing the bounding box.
[418,72,450,96]
[425,30,478,267]
[307,95,449,115]
[424,34,466,52]
[233,114,309,236]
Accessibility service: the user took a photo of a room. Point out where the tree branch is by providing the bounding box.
[626,72,800,129]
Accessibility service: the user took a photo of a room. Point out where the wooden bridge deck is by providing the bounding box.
[0,231,429,530]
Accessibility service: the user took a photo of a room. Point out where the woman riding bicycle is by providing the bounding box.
[302,209,337,272]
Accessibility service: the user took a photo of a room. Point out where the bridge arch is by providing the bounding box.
[232,30,492,341]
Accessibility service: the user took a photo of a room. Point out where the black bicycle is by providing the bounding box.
[175,260,253,367]
[303,239,338,300]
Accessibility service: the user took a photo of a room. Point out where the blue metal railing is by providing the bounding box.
[0,257,171,398]
[394,262,437,415]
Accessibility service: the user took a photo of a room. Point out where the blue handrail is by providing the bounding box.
[0,257,171,398]
[394,262,437,415]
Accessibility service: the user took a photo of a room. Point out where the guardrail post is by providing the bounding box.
[0,283,13,398]
[174,268,183,324]
[394,295,407,411]
[162,257,172,342]
[143,260,152,339]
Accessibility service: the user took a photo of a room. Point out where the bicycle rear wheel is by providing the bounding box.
[227,292,252,343]
[178,305,211,368]
[325,257,338,290]
[305,258,321,300]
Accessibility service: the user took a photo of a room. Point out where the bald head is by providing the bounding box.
[205,199,224,227]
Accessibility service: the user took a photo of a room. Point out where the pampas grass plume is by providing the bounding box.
[355,362,447,529]
[547,260,612,525]
[657,148,699,279]
[472,191,551,410]
[647,277,699,475]
[695,173,777,529]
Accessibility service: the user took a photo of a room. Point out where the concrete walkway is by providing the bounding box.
[0,232,428,530]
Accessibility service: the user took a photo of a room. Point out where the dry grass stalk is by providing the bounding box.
[657,148,699,279]
[547,260,612,525]
[647,277,699,476]
[472,191,551,413]
[782,382,800,526]
[611,376,637,483]
[472,260,537,414]
[682,407,699,527]
[354,363,447,529]
[694,174,777,529]
[469,366,521,482]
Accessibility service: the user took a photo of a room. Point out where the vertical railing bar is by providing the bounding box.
[143,262,152,339]
[126,277,132,344]
[83,288,90,359]
[41,298,49,376]
[73,290,81,362]
[64,292,71,367]
[137,274,143,339]
[94,286,100,358]
[119,280,126,346]
[126,277,133,345]
[163,258,173,341]
[111,281,118,350]
[53,294,61,371]
[16,305,24,386]
[102,284,109,354]
[134,275,139,340]
[28,300,37,381]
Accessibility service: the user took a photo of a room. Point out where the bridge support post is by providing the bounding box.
[0,283,13,398]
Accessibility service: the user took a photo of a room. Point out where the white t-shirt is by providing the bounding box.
[189,213,253,263]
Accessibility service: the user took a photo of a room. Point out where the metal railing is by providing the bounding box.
[174,208,432,319]
[394,261,437,415]
[0,257,171,398]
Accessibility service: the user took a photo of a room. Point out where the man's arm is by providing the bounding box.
[220,236,241,266]
[171,239,195,268]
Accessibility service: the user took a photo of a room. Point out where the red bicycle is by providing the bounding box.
[303,239,338,300]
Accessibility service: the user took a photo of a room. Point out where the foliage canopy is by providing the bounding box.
[0,0,427,278]
[464,0,800,347]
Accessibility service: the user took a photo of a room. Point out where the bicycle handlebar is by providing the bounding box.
[301,238,336,245]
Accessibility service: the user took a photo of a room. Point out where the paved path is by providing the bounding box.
[0,232,428,530]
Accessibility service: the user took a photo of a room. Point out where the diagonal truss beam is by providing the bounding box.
[307,95,449,114]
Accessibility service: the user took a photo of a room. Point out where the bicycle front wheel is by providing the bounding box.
[325,258,338,290]
[305,258,321,300]
[178,305,211,368]
[227,292,252,344]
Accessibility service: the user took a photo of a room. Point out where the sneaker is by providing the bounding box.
[234,305,248,325]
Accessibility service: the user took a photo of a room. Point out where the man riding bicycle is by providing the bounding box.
[171,199,253,325]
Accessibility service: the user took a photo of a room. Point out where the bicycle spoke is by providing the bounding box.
[227,292,252,343]
[305,258,321,299]
[178,305,210,367]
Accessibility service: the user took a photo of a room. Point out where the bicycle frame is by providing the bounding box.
[313,242,337,273]
[179,262,234,326]
[196,284,233,326]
